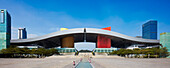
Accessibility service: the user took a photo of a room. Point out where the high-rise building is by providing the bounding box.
[0,9,11,50]
[18,28,27,39]
[142,20,157,39]
[160,32,170,53]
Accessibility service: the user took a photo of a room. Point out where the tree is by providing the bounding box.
[36,48,46,57]
[117,49,126,56]
[132,48,141,58]
[49,48,59,55]
[0,47,59,58]
[110,50,117,55]
[125,49,133,58]
[160,47,169,58]
[30,49,37,54]
[133,48,141,54]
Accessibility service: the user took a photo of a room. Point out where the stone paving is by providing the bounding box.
[0,55,170,68]
[91,58,170,68]
[0,56,79,68]
[76,58,92,68]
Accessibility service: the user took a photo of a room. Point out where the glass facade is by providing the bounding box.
[0,12,4,23]
[142,20,157,39]
[93,48,117,53]
[18,28,27,39]
[22,28,27,39]
[56,48,77,53]
[0,9,11,50]
[160,32,170,53]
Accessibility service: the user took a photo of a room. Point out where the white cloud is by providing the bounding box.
[28,34,38,38]
[49,27,60,32]
[11,27,39,39]
[11,27,18,39]
[1,0,156,39]
[11,27,18,30]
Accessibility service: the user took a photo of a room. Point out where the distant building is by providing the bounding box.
[142,20,157,39]
[126,44,159,50]
[136,36,142,38]
[160,32,170,53]
[18,28,27,39]
[60,28,68,31]
[0,9,11,50]
[17,46,43,49]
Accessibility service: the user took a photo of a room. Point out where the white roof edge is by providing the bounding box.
[11,28,159,44]
[86,28,159,43]
[11,28,84,43]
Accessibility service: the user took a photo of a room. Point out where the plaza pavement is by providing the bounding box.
[91,57,170,68]
[0,56,79,68]
[0,55,170,68]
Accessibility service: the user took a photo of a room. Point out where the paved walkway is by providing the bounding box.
[76,59,92,68]
[1,54,170,68]
[91,58,170,68]
[0,56,79,68]
[75,53,93,68]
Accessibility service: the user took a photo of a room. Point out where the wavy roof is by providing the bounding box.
[11,28,159,44]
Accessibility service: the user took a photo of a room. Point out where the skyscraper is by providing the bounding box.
[18,28,27,39]
[142,20,157,39]
[0,9,11,50]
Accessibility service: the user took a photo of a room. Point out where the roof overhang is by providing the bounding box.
[10,28,159,44]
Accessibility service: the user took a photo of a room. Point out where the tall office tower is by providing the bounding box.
[18,28,27,39]
[142,20,157,39]
[0,9,11,50]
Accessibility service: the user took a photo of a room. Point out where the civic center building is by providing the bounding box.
[10,27,160,53]
[0,9,168,53]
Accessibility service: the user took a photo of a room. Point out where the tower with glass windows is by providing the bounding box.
[142,20,157,39]
[0,9,11,50]
[18,28,27,39]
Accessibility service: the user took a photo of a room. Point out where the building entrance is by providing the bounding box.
[74,42,96,51]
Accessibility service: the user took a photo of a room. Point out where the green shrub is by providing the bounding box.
[0,47,59,58]
[108,47,169,58]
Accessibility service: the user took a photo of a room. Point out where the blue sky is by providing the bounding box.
[0,0,170,39]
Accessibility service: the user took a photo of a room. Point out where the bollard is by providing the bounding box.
[88,59,91,63]
[80,58,82,62]
[73,61,75,66]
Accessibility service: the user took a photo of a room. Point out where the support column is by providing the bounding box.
[97,35,111,48]
[62,36,74,48]
[97,27,111,48]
